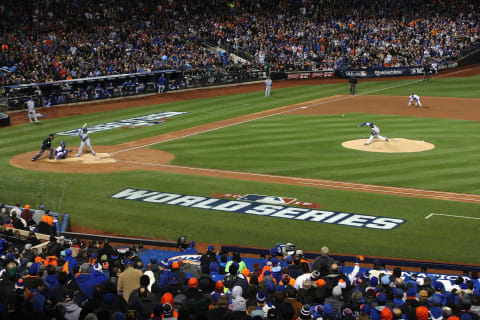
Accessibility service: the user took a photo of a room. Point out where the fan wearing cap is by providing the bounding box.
[117,259,143,302]
[312,246,336,277]
[200,244,218,274]
[299,304,313,319]
[210,280,225,301]
[294,249,311,272]
[183,241,198,255]
[295,269,321,290]
[287,256,304,279]
[24,262,42,289]
[401,287,420,315]
[91,262,108,285]
[432,282,446,306]
[62,248,78,274]
[185,277,203,301]
[279,273,296,288]
[370,292,393,320]
[20,205,34,226]
[160,292,179,319]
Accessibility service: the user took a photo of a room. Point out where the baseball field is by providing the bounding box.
[2,67,480,265]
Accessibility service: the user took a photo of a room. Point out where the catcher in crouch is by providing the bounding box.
[359,122,389,145]
[55,141,73,160]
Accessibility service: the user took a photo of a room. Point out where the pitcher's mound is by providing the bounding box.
[342,138,435,153]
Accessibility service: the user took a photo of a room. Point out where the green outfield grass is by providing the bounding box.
[1,74,479,264]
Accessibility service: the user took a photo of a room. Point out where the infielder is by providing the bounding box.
[431,62,438,75]
[27,98,39,123]
[55,141,73,160]
[408,93,422,107]
[31,133,54,161]
[359,122,389,145]
[76,127,96,157]
[265,76,272,97]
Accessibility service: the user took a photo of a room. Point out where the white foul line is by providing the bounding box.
[425,213,480,220]
[113,160,480,203]
[296,182,480,202]
[112,78,424,155]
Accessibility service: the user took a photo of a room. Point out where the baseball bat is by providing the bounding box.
[82,123,87,129]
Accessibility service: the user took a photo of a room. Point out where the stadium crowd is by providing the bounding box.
[0,0,478,86]
[1,203,480,320]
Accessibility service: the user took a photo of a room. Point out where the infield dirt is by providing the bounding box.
[8,65,480,204]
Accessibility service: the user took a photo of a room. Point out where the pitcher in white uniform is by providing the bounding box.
[359,122,389,145]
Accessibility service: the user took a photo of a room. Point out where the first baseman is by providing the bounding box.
[359,122,389,145]
[265,76,272,97]
[408,93,422,107]
[76,127,96,157]
[27,98,39,123]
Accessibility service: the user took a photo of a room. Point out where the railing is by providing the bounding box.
[220,246,480,274]
[1,70,181,111]
[1,68,265,112]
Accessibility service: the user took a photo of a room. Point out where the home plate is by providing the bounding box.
[50,153,115,164]
[82,153,116,163]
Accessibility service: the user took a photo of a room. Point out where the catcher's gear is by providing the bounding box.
[60,141,66,148]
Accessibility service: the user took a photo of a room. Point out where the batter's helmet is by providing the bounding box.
[83,128,88,132]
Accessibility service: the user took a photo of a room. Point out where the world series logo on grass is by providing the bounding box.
[56,112,188,136]
[111,188,406,230]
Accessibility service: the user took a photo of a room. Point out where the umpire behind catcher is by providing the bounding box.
[31,133,55,161]
[349,75,358,95]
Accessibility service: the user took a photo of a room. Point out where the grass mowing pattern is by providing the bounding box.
[157,112,480,194]
[1,75,479,264]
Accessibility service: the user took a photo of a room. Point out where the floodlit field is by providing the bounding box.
[2,74,480,264]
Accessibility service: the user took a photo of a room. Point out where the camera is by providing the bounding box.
[275,242,296,258]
